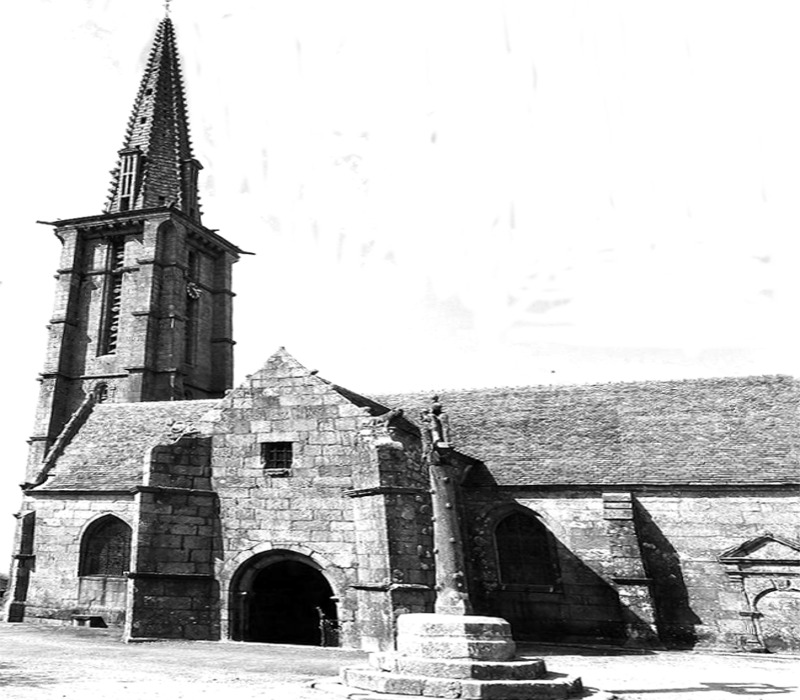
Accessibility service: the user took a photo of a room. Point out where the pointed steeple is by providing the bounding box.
[105,16,203,222]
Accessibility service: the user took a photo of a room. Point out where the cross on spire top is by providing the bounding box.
[164,0,171,16]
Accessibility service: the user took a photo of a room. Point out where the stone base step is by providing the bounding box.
[341,665,585,699]
[370,653,548,680]
[312,679,617,700]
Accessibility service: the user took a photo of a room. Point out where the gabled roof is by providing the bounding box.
[105,17,201,220]
[36,400,219,491]
[375,375,800,487]
[29,345,800,493]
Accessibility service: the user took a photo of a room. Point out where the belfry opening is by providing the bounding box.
[230,552,339,646]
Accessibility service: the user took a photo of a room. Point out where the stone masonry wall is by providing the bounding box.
[126,435,219,640]
[464,488,800,651]
[464,491,627,644]
[635,489,800,650]
[26,226,83,478]
[210,350,380,648]
[346,418,435,649]
[15,493,136,625]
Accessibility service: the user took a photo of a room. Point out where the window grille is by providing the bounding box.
[79,516,132,577]
[261,442,293,476]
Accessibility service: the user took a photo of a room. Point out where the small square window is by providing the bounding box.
[261,442,293,476]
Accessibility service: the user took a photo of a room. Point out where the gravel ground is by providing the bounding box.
[0,623,797,700]
[523,643,799,700]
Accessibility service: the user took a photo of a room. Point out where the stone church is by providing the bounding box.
[5,16,800,654]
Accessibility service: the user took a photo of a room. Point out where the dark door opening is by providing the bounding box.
[245,559,338,646]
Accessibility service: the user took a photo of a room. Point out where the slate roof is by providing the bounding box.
[37,400,219,491]
[105,16,201,219]
[32,363,800,492]
[374,375,800,487]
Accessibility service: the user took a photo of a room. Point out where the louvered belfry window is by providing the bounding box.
[79,516,132,577]
[118,151,139,211]
[98,238,125,356]
[184,250,200,365]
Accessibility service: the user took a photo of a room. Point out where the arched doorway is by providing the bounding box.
[230,551,338,646]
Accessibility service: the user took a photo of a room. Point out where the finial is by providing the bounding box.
[164,0,172,16]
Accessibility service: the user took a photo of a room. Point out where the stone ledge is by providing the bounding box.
[312,680,617,700]
[126,572,214,580]
[398,615,513,638]
[335,668,594,699]
[345,486,429,499]
[370,653,547,680]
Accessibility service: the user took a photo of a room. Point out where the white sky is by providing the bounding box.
[2,0,800,567]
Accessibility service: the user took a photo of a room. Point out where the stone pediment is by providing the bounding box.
[720,533,800,563]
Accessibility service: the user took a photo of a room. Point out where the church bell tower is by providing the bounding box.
[27,16,243,480]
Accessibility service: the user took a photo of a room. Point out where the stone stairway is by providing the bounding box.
[314,614,615,700]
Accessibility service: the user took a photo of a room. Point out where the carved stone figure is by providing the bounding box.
[420,395,451,448]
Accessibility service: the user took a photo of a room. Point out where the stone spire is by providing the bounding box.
[105,16,203,222]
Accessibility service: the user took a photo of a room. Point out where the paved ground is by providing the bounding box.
[0,623,797,700]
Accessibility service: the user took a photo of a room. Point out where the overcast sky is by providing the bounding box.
[2,0,800,566]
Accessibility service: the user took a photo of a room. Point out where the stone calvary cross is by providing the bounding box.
[419,395,473,616]
[333,396,610,699]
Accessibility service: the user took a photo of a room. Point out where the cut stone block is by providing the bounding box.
[342,668,424,696]
[396,614,516,661]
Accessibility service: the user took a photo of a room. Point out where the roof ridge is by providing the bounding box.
[374,373,799,398]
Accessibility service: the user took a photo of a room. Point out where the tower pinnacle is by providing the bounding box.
[105,16,202,222]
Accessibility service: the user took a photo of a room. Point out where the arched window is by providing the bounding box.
[79,516,132,577]
[495,511,559,588]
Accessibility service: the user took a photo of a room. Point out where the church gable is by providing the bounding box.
[212,347,378,494]
[209,348,432,590]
